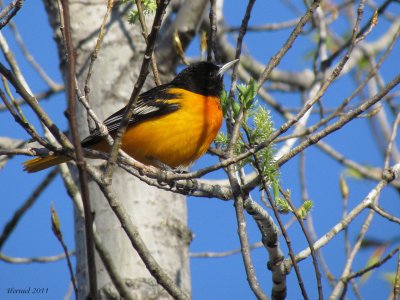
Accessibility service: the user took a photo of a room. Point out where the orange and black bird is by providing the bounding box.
[24,60,238,173]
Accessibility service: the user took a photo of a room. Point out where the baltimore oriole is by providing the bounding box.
[23,60,238,173]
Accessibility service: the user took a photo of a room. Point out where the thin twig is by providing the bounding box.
[0,0,61,91]
[369,204,400,224]
[134,0,161,85]
[0,0,22,30]
[0,86,64,112]
[0,251,74,264]
[332,208,376,299]
[0,61,72,150]
[190,242,263,258]
[51,204,78,298]
[322,0,393,69]
[84,0,115,131]
[298,24,400,141]
[280,187,323,300]
[59,0,97,298]
[207,0,219,62]
[0,168,58,250]
[0,147,33,156]
[302,154,337,288]
[226,18,300,32]
[316,141,400,188]
[384,111,400,170]
[76,77,113,146]
[289,178,389,265]
[256,0,321,88]
[345,246,400,281]
[262,174,309,299]
[0,87,52,149]
[0,30,32,95]
[277,74,400,167]
[226,0,255,136]
[0,0,17,19]
[103,0,170,182]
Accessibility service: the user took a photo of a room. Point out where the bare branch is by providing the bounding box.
[190,242,263,258]
[277,74,400,167]
[256,0,321,88]
[331,208,376,299]
[59,0,97,298]
[0,168,58,250]
[384,111,400,170]
[370,204,400,224]
[346,246,400,281]
[0,251,74,264]
[104,0,171,182]
[280,187,323,299]
[84,0,115,132]
[226,17,300,32]
[51,204,78,298]
[0,61,72,149]
[0,0,62,90]
[134,0,161,85]
[0,0,22,30]
[290,174,392,265]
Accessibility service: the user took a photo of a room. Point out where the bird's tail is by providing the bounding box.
[23,155,71,173]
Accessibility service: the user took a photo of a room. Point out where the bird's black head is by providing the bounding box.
[171,61,237,97]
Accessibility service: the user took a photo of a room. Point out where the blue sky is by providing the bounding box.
[1,1,399,299]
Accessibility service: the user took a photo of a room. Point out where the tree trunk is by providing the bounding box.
[43,1,191,298]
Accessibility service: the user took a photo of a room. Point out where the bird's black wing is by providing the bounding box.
[81,84,181,147]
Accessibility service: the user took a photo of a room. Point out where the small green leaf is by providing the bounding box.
[297,200,313,219]
[124,0,157,24]
[127,10,139,24]
[232,101,241,119]
[275,197,291,214]
[220,90,230,118]
[215,132,228,149]
[237,79,258,110]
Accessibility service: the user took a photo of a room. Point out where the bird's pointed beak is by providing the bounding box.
[217,59,239,77]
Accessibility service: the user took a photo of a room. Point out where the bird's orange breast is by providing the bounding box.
[118,88,223,168]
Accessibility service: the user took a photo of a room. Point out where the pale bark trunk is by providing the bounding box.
[43,1,191,298]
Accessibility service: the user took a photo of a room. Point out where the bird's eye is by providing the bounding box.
[208,72,214,77]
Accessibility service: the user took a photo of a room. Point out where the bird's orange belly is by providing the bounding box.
[120,91,222,168]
